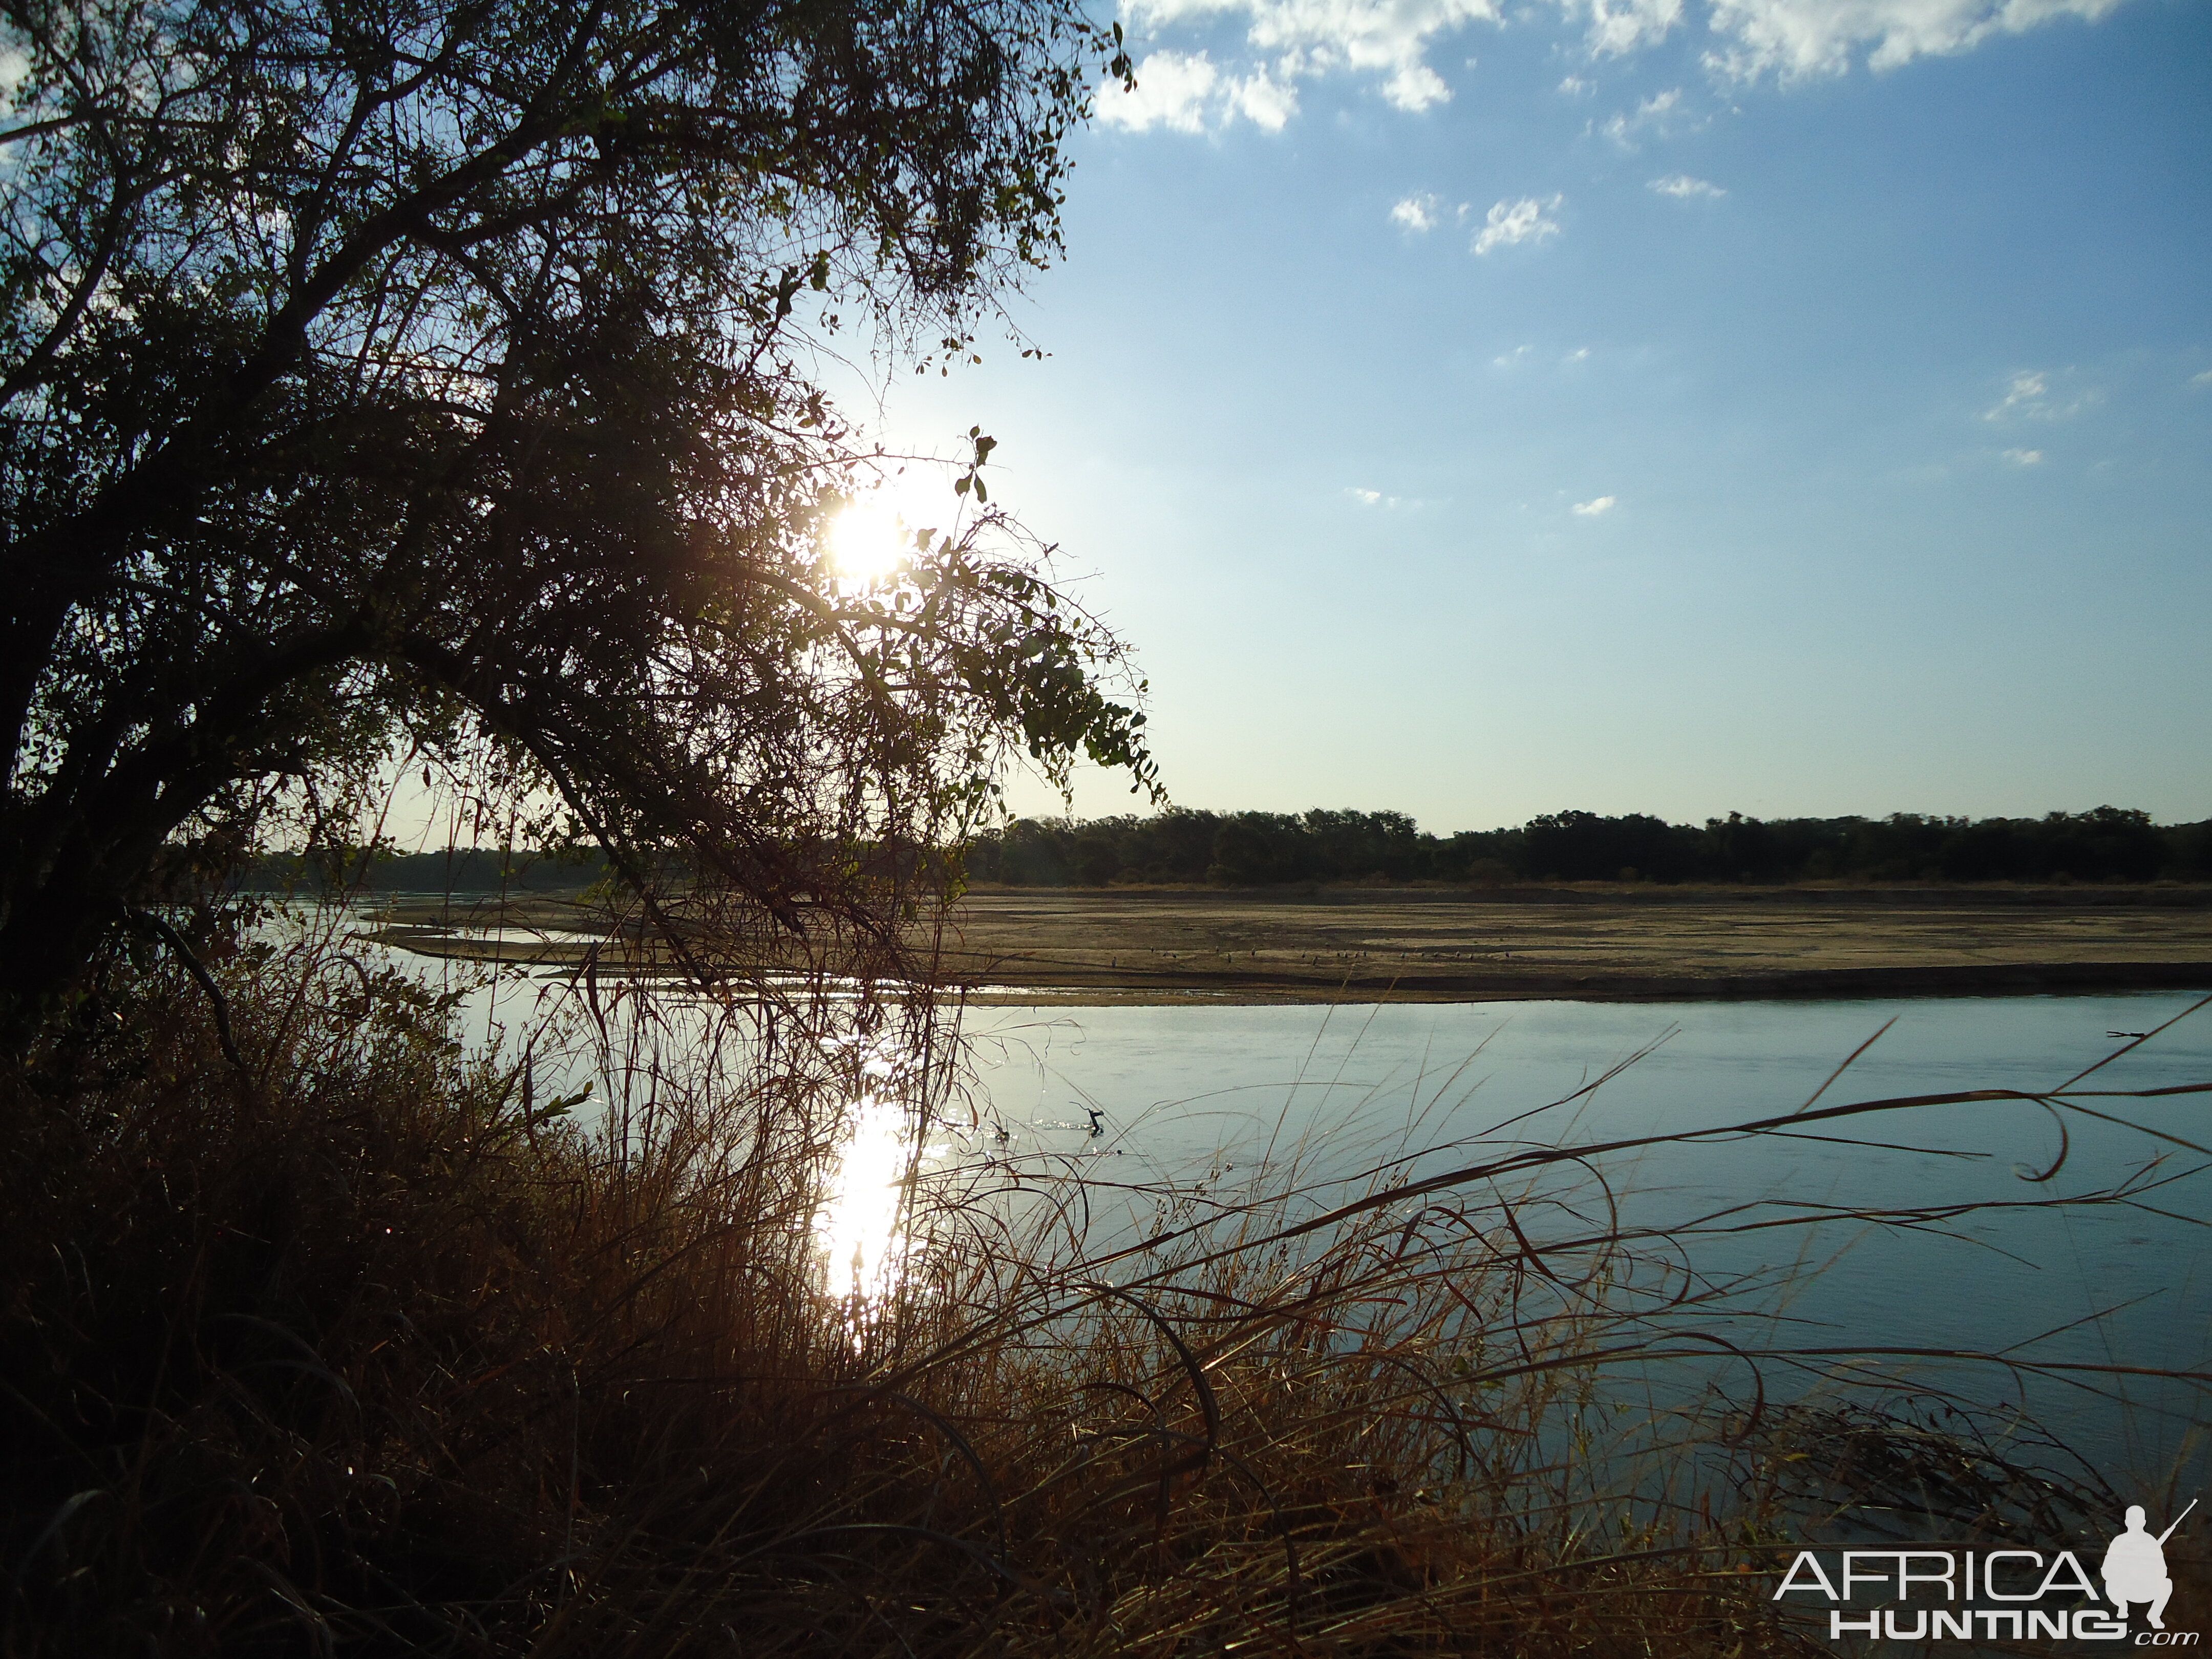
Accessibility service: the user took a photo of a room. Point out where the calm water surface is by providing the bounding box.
[952,993,2212,1482]
[391,922,2206,1482]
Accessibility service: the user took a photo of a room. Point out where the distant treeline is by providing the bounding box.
[248,847,611,894]
[245,806,2212,895]
[963,807,2212,887]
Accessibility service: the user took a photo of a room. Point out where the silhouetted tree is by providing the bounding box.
[0,0,1151,1024]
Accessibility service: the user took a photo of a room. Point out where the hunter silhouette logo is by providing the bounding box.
[2105,1502,2194,1631]
[1777,1496,2200,1645]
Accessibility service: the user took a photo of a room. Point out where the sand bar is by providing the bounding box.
[364,884,2212,1005]
[928,886,2212,1004]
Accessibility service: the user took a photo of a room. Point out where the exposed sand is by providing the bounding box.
[926,886,2212,1005]
[365,884,2212,1006]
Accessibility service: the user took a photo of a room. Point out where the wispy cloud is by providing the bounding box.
[1104,0,2138,137]
[1391,193,1441,232]
[2193,369,2212,388]
[1564,346,1591,362]
[1115,0,1503,126]
[1494,343,1534,366]
[1700,0,2128,82]
[1473,195,1563,256]
[1576,0,1685,55]
[1348,486,1417,507]
[1987,370,2047,417]
[1984,369,2097,422]
[1601,86,1682,144]
[1571,494,1618,516]
[2003,448,2044,466]
[1095,48,1302,132]
[1649,173,1725,198]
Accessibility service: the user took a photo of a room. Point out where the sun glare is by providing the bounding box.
[813,1094,914,1308]
[827,501,907,583]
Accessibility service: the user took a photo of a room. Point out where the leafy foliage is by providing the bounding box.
[0,0,1153,1019]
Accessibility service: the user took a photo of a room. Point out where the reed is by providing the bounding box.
[3,920,2204,1656]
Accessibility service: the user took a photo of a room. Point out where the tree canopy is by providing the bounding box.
[962,805,2205,887]
[0,0,1153,1019]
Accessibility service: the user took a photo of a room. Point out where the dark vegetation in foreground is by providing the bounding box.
[967,805,2212,888]
[6,924,2202,1655]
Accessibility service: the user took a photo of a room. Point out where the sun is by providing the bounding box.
[827,500,907,584]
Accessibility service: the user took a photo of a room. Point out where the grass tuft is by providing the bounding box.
[3,924,2203,1655]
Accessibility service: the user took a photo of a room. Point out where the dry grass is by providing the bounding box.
[3,918,2204,1656]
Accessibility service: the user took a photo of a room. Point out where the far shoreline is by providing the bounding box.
[348,882,2212,1008]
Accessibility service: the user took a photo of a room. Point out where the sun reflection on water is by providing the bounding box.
[813,1092,917,1307]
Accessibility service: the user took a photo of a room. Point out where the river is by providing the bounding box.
[948,992,2211,1485]
[380,919,2207,1493]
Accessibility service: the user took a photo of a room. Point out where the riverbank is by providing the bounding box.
[0,945,1872,1657]
[359,883,2212,1005]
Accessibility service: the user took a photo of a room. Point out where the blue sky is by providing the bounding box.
[854,0,2212,832]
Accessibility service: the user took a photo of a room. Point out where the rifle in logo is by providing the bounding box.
[2104,1500,2197,1631]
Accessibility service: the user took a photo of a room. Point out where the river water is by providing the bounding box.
[948,992,2212,1488]
[386,919,2206,1491]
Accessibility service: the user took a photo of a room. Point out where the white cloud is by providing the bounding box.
[1564,346,1591,361]
[1571,494,1618,515]
[1228,68,1301,126]
[1987,370,2047,416]
[1348,486,1416,507]
[1983,368,2097,422]
[0,48,27,117]
[1114,0,1503,126]
[2192,369,2212,388]
[1391,193,1441,232]
[1493,343,1534,366]
[1096,49,1222,131]
[2003,448,2044,466]
[1649,173,1725,197]
[1578,0,1685,55]
[1701,0,2126,82]
[1108,0,2129,133]
[1473,195,1563,256]
[1348,486,1384,504]
[1601,86,1685,145]
[1096,47,1301,131]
